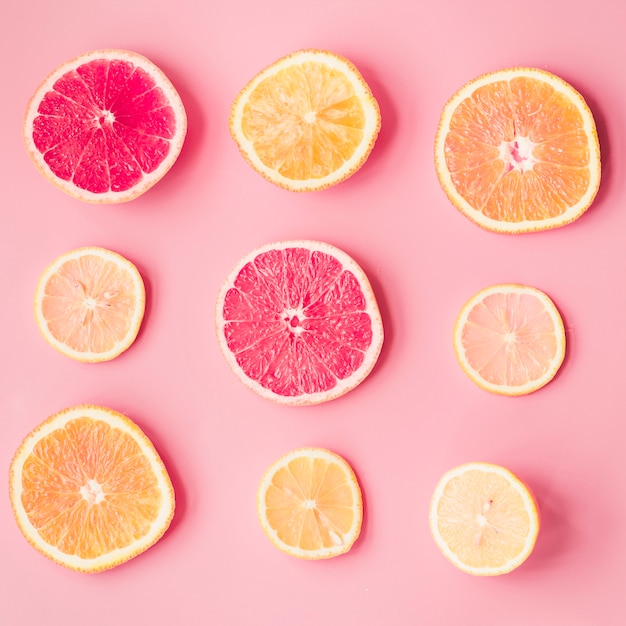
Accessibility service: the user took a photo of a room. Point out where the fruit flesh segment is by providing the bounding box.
[222,247,373,396]
[445,77,592,222]
[461,291,558,387]
[264,457,356,550]
[242,62,366,180]
[41,254,139,354]
[33,59,176,193]
[19,418,162,559]
[434,469,531,569]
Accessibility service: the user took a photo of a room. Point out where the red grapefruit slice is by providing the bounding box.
[215,241,384,405]
[23,49,187,203]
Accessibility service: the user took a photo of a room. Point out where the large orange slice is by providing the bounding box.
[9,405,175,573]
[23,49,187,203]
[229,49,381,191]
[453,284,566,395]
[435,68,601,233]
[215,240,384,405]
[257,447,363,559]
[34,247,145,362]
[429,462,540,576]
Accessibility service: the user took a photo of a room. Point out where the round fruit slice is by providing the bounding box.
[257,447,363,559]
[434,67,601,233]
[215,240,384,405]
[429,462,540,576]
[453,284,565,395]
[229,49,381,191]
[23,49,187,203]
[34,247,145,362]
[9,404,175,573]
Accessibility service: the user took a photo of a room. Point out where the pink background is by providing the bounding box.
[1,0,625,624]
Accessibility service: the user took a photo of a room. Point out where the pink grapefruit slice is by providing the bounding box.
[23,49,187,203]
[215,240,384,405]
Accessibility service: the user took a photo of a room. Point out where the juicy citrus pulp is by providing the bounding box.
[34,246,145,362]
[9,405,175,573]
[429,462,540,576]
[215,240,384,405]
[257,448,362,559]
[229,49,381,191]
[453,284,566,395]
[434,67,601,233]
[23,49,187,203]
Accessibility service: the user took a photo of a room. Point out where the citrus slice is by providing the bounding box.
[429,462,540,576]
[34,246,145,362]
[229,49,381,191]
[9,404,175,573]
[453,284,566,395]
[257,447,363,559]
[215,240,384,405]
[23,49,187,203]
[434,67,601,233]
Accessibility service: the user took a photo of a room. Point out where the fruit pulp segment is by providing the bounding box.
[41,255,138,353]
[19,418,162,559]
[242,62,366,180]
[33,58,177,193]
[445,76,592,221]
[264,457,356,549]
[461,292,559,386]
[222,247,374,396]
[435,470,532,569]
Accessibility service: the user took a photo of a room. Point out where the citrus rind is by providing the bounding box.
[9,404,175,573]
[215,240,384,405]
[434,67,601,233]
[452,284,566,395]
[257,447,363,560]
[429,462,540,576]
[23,49,187,203]
[34,246,146,362]
[229,49,381,191]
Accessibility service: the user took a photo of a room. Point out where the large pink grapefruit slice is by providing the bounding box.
[23,49,187,203]
[215,241,384,405]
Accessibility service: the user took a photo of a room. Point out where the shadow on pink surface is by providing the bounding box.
[521,475,572,573]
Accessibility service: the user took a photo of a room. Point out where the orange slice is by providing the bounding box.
[434,67,601,233]
[257,448,363,559]
[429,462,540,576]
[229,49,381,191]
[9,404,175,573]
[453,284,566,395]
[34,246,145,362]
[215,240,384,405]
[23,49,187,203]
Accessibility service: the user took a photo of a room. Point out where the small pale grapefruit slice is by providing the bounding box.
[23,49,187,203]
[453,284,566,395]
[34,247,145,362]
[429,462,540,576]
[9,404,175,573]
[215,240,384,405]
[435,67,601,233]
[257,447,363,559]
[229,49,381,191]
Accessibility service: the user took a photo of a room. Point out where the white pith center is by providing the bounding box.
[504,331,517,344]
[474,499,493,545]
[283,308,306,335]
[303,499,316,509]
[98,109,116,126]
[80,478,105,505]
[500,135,537,173]
[303,111,317,123]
